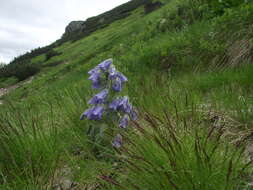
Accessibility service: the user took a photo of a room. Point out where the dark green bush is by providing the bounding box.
[144,1,163,14]
[0,62,40,81]
[207,0,249,16]
[45,50,62,61]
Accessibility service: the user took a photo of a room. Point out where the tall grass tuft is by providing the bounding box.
[0,102,60,189]
[103,108,251,190]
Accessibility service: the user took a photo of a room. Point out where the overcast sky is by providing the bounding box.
[0,0,129,64]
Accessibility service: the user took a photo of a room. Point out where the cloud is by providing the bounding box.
[0,0,129,63]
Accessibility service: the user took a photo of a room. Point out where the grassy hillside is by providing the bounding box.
[0,0,253,189]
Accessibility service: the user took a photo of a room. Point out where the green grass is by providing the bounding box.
[0,0,253,189]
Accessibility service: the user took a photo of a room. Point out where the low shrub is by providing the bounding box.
[0,62,40,81]
[45,50,62,61]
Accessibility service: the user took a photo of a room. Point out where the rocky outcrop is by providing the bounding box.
[64,21,85,36]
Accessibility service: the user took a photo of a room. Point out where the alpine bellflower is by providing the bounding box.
[81,58,137,148]
[88,89,109,105]
[80,106,104,120]
[119,114,129,129]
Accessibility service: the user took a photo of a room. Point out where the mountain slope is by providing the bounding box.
[0,0,253,189]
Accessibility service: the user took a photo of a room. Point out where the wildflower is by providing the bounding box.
[109,65,117,78]
[117,72,127,82]
[88,89,109,105]
[109,98,121,111]
[109,68,127,82]
[98,59,112,71]
[112,78,122,92]
[118,96,132,113]
[80,106,104,120]
[92,80,102,89]
[119,115,129,128]
[88,66,100,75]
[81,58,137,148]
[112,134,123,148]
[88,72,100,83]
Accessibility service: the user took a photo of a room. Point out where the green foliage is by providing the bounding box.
[61,0,154,43]
[205,0,250,16]
[0,0,253,189]
[0,62,40,81]
[104,112,249,190]
[0,77,18,88]
[0,102,60,189]
[45,49,62,61]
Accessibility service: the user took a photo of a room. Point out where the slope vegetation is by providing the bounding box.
[0,0,253,189]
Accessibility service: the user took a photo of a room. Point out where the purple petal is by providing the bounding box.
[80,107,95,120]
[109,71,127,82]
[92,106,104,120]
[92,80,102,89]
[112,78,122,92]
[119,115,129,128]
[109,98,121,111]
[88,66,100,75]
[118,96,132,113]
[117,72,128,82]
[88,72,100,83]
[98,59,113,71]
[109,66,117,79]
[88,89,109,105]
[81,106,104,120]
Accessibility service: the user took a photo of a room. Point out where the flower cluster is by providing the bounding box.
[80,58,137,148]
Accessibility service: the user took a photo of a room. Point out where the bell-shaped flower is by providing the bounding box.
[88,70,101,84]
[112,134,123,148]
[119,114,129,128]
[118,96,132,113]
[109,98,121,111]
[88,66,100,75]
[109,65,116,77]
[92,80,102,89]
[88,89,109,105]
[98,59,113,71]
[112,78,122,92]
[109,70,127,82]
[117,72,127,83]
[80,106,104,120]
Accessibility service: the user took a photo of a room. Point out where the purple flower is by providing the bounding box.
[109,97,132,113]
[88,71,103,89]
[92,80,102,89]
[109,65,117,78]
[130,110,138,121]
[109,98,121,111]
[88,89,109,105]
[80,106,104,120]
[88,66,100,75]
[119,115,129,128]
[109,65,127,82]
[118,96,132,113]
[112,78,122,92]
[109,70,128,83]
[98,59,113,71]
[117,72,127,82]
[112,134,123,148]
[88,72,100,82]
